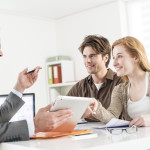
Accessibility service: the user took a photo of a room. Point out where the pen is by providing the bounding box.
[25,67,42,74]
[77,122,88,125]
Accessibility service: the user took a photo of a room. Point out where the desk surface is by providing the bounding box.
[1,122,150,150]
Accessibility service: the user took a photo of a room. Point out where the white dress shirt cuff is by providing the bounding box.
[26,119,35,137]
[12,89,23,98]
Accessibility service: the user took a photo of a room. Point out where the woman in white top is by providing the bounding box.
[84,36,150,127]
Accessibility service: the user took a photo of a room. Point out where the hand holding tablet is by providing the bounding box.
[50,96,92,132]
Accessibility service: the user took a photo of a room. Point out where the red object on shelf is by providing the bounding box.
[53,65,62,84]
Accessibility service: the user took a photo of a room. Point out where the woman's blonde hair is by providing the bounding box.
[112,36,150,82]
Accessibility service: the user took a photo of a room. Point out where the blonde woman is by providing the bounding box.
[84,36,150,127]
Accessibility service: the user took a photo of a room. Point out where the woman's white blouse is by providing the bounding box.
[127,72,150,119]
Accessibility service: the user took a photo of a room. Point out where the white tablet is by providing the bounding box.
[50,96,92,132]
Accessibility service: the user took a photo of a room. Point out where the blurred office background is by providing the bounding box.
[0,0,149,111]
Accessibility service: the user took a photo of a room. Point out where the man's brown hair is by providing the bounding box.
[79,35,111,67]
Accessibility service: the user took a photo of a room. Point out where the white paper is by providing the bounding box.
[93,118,130,129]
[69,133,98,140]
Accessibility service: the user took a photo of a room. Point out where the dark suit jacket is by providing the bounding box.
[0,92,29,142]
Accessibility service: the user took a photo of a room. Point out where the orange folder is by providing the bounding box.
[30,130,92,139]
[53,65,62,84]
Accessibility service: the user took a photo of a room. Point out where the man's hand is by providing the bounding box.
[129,114,150,127]
[34,104,73,133]
[82,98,98,119]
[14,66,41,93]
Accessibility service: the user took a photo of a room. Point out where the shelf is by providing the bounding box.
[48,81,77,88]
[46,60,72,66]
[46,59,75,102]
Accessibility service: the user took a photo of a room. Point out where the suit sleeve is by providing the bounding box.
[0,120,29,142]
[0,92,25,122]
[0,92,29,142]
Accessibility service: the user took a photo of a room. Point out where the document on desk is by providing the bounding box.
[93,118,130,129]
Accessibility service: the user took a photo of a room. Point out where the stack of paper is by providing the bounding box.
[93,118,130,129]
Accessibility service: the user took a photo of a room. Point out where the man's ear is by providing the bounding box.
[103,54,109,63]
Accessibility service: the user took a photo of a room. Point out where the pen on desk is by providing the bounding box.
[77,122,88,125]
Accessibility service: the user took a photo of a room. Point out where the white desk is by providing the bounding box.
[1,122,150,150]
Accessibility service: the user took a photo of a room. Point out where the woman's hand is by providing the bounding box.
[82,98,98,119]
[129,114,150,127]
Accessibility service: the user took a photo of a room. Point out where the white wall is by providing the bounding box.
[55,1,127,81]
[0,13,57,112]
[0,1,128,111]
